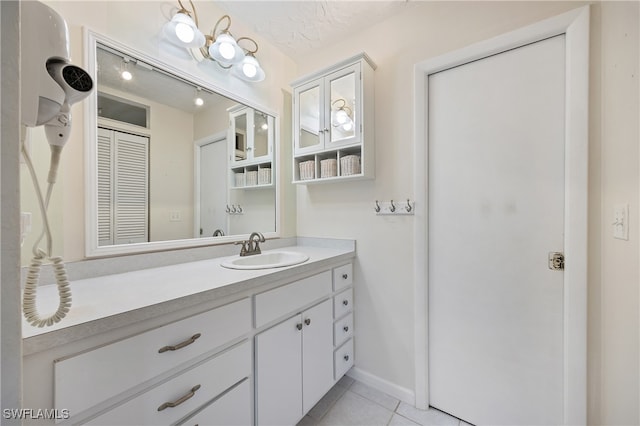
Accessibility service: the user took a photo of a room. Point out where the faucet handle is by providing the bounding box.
[234,240,248,256]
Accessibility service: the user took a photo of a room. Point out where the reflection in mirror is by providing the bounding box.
[299,85,321,149]
[87,37,277,255]
[329,73,356,142]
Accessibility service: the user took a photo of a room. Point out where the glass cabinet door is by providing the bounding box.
[326,64,361,148]
[230,109,248,164]
[295,81,323,154]
[253,110,272,160]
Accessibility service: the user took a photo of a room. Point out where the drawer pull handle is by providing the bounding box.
[343,326,349,332]
[342,274,349,279]
[304,318,311,326]
[157,384,201,411]
[296,323,303,331]
[342,300,349,306]
[158,333,201,353]
[344,354,350,362]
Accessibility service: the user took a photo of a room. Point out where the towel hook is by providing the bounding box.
[237,205,243,213]
[231,205,237,213]
[225,205,231,213]
[389,200,396,213]
[374,200,381,213]
[405,199,413,213]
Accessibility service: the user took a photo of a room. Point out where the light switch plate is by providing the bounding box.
[613,203,629,240]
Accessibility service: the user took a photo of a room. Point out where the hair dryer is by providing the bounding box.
[20,1,94,328]
[21,1,93,148]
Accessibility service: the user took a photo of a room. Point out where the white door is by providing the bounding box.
[199,138,226,237]
[301,299,334,413]
[428,35,566,425]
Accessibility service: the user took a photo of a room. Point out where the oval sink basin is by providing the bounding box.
[221,251,310,270]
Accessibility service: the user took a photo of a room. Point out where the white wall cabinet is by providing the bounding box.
[292,53,375,183]
[228,106,274,189]
[255,299,333,425]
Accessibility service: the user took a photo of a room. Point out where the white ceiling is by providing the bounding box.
[215,1,413,59]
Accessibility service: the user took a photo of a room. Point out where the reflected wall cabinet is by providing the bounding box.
[228,105,274,189]
[292,53,376,183]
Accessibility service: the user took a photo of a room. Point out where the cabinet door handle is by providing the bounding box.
[342,300,349,306]
[296,323,303,331]
[158,333,201,353]
[344,355,350,362]
[343,326,349,332]
[342,274,348,279]
[157,384,201,411]
[304,318,311,326]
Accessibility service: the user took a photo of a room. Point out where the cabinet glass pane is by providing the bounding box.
[234,113,247,161]
[329,72,356,143]
[254,111,269,158]
[299,86,321,149]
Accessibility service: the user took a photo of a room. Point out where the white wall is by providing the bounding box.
[293,2,639,424]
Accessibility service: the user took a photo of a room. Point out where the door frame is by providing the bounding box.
[193,131,228,238]
[413,6,589,424]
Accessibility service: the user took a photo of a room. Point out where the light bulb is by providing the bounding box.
[121,70,132,81]
[261,123,268,130]
[175,22,195,43]
[194,97,204,106]
[242,62,257,78]
[335,109,349,124]
[219,42,235,60]
[342,120,353,132]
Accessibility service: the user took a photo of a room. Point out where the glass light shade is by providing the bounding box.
[335,109,349,124]
[209,33,244,66]
[163,12,205,48]
[342,119,354,132]
[234,54,265,82]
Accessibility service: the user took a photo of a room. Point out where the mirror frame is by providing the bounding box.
[84,29,280,257]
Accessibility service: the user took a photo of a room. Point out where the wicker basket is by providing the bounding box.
[340,155,361,176]
[234,172,245,187]
[299,160,315,180]
[320,158,337,178]
[258,168,271,185]
[246,170,258,186]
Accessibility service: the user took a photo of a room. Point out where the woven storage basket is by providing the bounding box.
[234,172,245,187]
[299,160,315,180]
[258,168,271,185]
[320,158,337,178]
[340,155,361,176]
[246,170,258,186]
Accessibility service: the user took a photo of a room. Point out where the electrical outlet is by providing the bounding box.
[613,203,629,240]
[169,211,182,222]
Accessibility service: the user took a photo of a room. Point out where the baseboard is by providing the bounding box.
[346,367,416,406]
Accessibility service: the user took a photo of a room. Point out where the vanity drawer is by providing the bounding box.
[179,379,251,426]
[255,271,332,327]
[333,288,353,319]
[334,313,354,347]
[55,298,251,417]
[86,341,251,426]
[333,264,353,291]
[334,338,354,380]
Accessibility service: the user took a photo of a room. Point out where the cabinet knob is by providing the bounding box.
[296,323,303,331]
[343,300,349,306]
[304,318,311,326]
[344,355,350,362]
[343,326,349,332]
[342,274,348,280]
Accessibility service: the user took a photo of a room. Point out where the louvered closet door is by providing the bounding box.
[97,128,149,246]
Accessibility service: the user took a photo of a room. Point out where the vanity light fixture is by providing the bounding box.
[163,0,205,48]
[163,2,265,82]
[331,99,353,131]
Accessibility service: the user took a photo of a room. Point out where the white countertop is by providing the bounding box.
[22,243,355,354]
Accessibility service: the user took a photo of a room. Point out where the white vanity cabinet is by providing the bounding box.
[332,264,355,380]
[229,105,274,189]
[292,53,375,183]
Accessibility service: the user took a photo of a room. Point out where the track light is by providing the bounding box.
[121,58,132,81]
[194,87,204,106]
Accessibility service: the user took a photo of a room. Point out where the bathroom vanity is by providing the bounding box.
[22,240,355,425]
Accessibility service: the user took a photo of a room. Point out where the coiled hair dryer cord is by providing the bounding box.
[21,140,72,327]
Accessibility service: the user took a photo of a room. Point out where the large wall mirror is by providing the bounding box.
[85,31,278,257]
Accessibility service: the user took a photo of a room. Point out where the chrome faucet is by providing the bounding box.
[236,231,265,257]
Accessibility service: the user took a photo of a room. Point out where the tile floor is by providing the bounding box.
[297,376,471,426]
